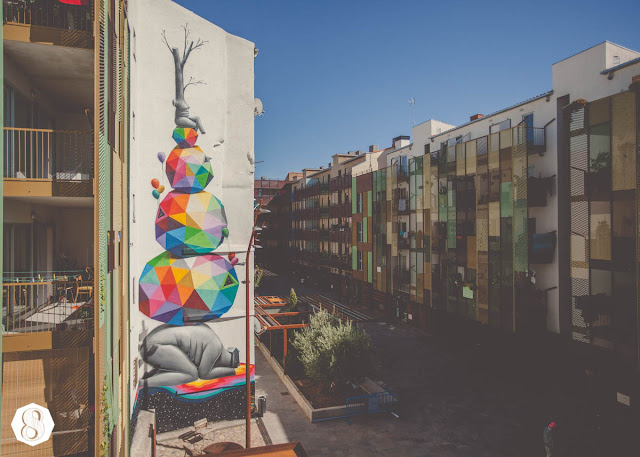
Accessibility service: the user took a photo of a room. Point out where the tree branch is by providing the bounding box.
[183,76,205,92]
[161,30,172,53]
[182,24,189,60]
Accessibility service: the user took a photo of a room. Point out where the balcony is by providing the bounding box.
[329,175,351,192]
[397,168,410,182]
[396,197,409,215]
[329,202,351,219]
[398,235,410,250]
[3,274,94,334]
[529,231,556,264]
[3,128,94,198]
[3,0,94,48]
[512,126,546,156]
[320,207,330,219]
[330,254,351,270]
[393,268,411,286]
[329,228,350,244]
[319,229,330,241]
[528,175,555,207]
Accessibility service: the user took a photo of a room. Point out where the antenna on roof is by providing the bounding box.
[408,97,416,126]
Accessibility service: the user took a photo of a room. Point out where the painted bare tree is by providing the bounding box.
[162,25,207,133]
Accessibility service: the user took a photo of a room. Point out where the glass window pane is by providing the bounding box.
[590,201,611,260]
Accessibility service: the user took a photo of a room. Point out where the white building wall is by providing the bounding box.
[128,0,255,429]
[553,41,640,103]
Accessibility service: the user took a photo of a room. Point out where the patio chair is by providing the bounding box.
[73,275,93,307]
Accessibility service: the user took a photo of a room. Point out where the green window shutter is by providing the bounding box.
[352,247,358,270]
[363,217,368,242]
[367,252,373,283]
[367,191,372,217]
[352,179,357,214]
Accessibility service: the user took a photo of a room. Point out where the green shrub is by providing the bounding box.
[292,310,373,387]
[254,266,264,289]
[289,288,298,311]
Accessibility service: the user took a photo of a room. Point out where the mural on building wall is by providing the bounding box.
[134,26,252,433]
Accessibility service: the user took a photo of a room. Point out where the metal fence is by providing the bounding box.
[3,279,93,333]
[3,0,93,32]
[3,128,94,181]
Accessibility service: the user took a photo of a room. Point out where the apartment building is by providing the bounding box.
[1,0,130,455]
[280,41,640,407]
[258,172,301,272]
[254,176,287,207]
[291,153,365,295]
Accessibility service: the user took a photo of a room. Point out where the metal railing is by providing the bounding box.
[3,0,93,32]
[4,127,93,181]
[393,268,410,284]
[3,278,93,334]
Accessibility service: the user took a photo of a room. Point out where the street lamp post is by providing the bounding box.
[245,199,268,449]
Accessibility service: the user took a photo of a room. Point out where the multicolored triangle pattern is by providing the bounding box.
[166,145,214,194]
[172,127,199,148]
[156,190,228,256]
[139,252,239,325]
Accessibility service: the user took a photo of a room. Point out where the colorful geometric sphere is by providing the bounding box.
[156,191,228,256]
[173,127,198,148]
[166,146,214,193]
[139,251,239,325]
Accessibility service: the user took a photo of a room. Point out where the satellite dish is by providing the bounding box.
[254,98,264,117]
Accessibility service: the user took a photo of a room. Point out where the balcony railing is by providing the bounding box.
[4,128,93,182]
[329,175,351,192]
[393,268,410,285]
[3,0,93,32]
[329,255,351,270]
[3,277,94,334]
[329,202,351,219]
[398,235,410,250]
[397,168,409,182]
[329,230,350,244]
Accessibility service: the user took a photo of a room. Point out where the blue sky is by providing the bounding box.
[175,0,640,179]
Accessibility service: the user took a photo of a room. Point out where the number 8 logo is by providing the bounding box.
[11,403,55,447]
[21,408,45,441]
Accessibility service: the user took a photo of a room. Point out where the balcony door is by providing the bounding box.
[3,223,51,280]
[523,113,534,142]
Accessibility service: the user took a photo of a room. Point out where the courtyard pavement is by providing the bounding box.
[255,271,638,457]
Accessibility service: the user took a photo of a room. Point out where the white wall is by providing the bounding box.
[553,41,640,103]
[129,0,255,420]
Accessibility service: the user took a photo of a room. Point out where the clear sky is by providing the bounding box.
[174,0,640,179]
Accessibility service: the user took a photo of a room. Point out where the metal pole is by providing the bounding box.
[246,199,263,449]
[245,230,253,449]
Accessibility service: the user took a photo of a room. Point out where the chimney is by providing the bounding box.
[393,136,410,149]
[369,145,379,152]
[470,113,484,121]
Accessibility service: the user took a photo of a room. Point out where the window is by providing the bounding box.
[357,222,363,242]
[357,250,363,271]
[357,193,363,213]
